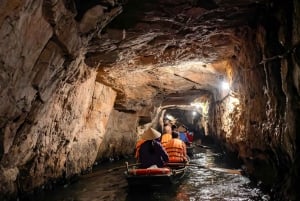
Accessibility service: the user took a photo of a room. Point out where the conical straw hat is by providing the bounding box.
[141,127,161,140]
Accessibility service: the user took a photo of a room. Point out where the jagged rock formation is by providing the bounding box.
[0,0,299,200]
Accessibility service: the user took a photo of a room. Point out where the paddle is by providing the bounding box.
[108,162,243,175]
[166,163,243,175]
[107,162,140,172]
[197,144,212,149]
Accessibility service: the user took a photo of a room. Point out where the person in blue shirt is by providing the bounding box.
[138,127,169,168]
[178,125,191,145]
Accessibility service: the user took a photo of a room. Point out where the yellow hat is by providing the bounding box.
[141,127,161,140]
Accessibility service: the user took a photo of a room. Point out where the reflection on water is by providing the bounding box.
[23,146,270,201]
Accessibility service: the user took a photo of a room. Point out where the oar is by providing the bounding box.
[190,164,243,175]
[197,144,212,149]
[166,163,243,175]
[107,162,140,172]
[205,166,244,175]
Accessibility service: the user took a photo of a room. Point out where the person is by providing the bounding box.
[164,131,188,163]
[160,123,172,149]
[186,131,194,142]
[178,125,191,145]
[171,124,178,132]
[138,127,169,168]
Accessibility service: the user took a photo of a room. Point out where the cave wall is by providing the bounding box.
[96,109,138,160]
[0,0,121,197]
[211,1,300,199]
[0,1,157,196]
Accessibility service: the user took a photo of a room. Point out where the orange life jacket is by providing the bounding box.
[161,133,172,148]
[164,138,187,163]
[135,139,145,159]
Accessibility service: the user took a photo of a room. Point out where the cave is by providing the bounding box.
[0,0,299,200]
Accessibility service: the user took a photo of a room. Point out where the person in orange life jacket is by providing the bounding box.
[160,123,172,149]
[178,125,191,145]
[138,127,169,168]
[164,131,188,163]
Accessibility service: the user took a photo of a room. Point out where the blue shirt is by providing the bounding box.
[138,140,169,168]
[179,132,190,143]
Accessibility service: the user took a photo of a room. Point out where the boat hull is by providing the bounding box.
[125,166,187,187]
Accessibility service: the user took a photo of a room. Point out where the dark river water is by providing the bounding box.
[22,146,271,201]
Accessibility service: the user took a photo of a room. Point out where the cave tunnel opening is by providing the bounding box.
[161,107,205,141]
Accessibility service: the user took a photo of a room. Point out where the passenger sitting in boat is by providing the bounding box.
[165,131,188,163]
[138,127,169,168]
[178,125,191,145]
[186,131,194,142]
[161,123,172,149]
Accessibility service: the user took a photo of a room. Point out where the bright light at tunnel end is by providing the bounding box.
[221,81,230,90]
[190,102,201,108]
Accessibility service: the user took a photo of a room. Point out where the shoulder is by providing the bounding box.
[153,140,164,147]
[153,140,162,145]
[140,140,150,147]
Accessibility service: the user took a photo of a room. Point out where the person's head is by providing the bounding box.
[141,127,161,141]
[171,124,177,131]
[171,131,179,139]
[178,125,186,133]
[141,127,161,154]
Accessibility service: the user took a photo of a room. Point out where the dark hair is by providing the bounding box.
[171,125,177,130]
[172,131,179,138]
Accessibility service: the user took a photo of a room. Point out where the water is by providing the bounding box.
[22,146,270,201]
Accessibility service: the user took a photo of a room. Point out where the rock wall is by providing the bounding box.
[211,1,300,199]
[0,0,119,198]
[97,110,138,160]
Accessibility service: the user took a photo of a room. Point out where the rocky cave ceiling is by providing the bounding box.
[76,0,267,112]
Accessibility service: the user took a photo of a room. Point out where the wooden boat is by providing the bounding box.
[124,162,188,188]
